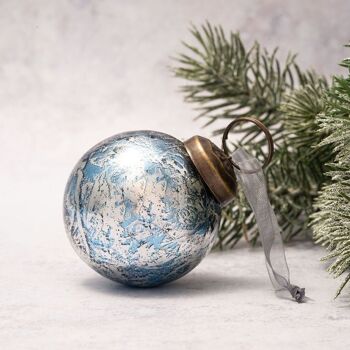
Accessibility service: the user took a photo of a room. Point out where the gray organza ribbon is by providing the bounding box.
[232,148,305,303]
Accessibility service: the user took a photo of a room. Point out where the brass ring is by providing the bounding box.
[222,117,274,170]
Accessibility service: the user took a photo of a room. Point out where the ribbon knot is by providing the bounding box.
[289,285,306,303]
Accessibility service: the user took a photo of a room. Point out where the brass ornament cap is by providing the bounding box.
[184,136,236,207]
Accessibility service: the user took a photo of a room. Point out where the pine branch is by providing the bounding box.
[312,52,350,296]
[173,23,328,247]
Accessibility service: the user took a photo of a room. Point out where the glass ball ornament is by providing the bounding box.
[63,130,235,287]
[62,118,294,301]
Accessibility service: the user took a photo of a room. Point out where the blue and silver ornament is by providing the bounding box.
[64,130,237,287]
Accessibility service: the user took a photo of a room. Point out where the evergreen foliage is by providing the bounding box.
[173,23,327,247]
[173,23,350,296]
[312,52,350,297]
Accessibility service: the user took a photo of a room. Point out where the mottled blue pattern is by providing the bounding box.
[64,131,221,287]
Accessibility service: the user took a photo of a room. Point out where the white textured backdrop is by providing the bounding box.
[1,1,350,349]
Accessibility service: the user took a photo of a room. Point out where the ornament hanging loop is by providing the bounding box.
[222,117,274,170]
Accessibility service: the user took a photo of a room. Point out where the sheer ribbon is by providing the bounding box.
[232,148,305,303]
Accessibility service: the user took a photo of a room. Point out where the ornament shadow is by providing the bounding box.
[81,270,267,298]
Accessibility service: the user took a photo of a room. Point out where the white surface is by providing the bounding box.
[2,241,350,349]
[1,1,350,349]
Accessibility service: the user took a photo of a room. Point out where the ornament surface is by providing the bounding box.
[64,131,221,287]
